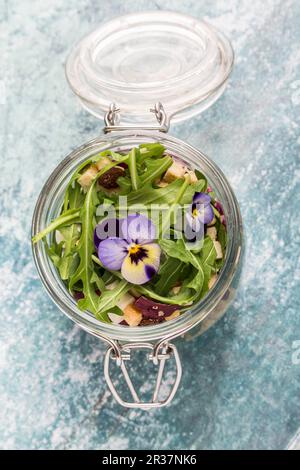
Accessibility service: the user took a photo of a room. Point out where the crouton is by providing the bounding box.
[156,179,169,188]
[163,160,187,183]
[208,274,218,289]
[123,303,142,326]
[78,164,98,190]
[207,226,217,241]
[94,156,111,171]
[165,310,180,321]
[213,240,223,259]
[185,170,198,184]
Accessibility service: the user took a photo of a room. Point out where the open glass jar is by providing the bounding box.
[32,12,242,409]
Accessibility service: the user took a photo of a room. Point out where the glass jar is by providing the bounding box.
[32,12,242,409]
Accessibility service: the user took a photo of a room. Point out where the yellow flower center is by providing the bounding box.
[128,243,141,255]
[192,208,198,217]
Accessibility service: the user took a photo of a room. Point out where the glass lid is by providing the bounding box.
[65,11,234,124]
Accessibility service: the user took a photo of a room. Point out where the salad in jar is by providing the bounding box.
[32,143,227,327]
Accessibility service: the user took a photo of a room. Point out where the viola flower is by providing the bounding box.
[94,218,121,250]
[96,214,161,285]
[185,192,214,241]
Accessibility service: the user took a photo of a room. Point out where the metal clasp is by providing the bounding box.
[103,102,170,133]
[104,342,182,409]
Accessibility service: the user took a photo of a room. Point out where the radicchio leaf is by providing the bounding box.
[134,296,180,319]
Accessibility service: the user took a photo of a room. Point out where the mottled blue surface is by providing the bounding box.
[1,0,300,450]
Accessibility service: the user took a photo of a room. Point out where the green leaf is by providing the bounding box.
[68,159,128,317]
[184,266,204,296]
[95,279,129,320]
[154,258,188,296]
[139,143,165,160]
[95,150,125,162]
[116,176,132,195]
[32,208,80,243]
[43,239,63,267]
[126,178,205,207]
[140,155,172,186]
[135,284,194,306]
[69,183,100,315]
[128,147,140,191]
[160,239,200,270]
[159,238,206,298]
[195,169,208,191]
[216,220,227,253]
[58,183,83,280]
[90,270,106,292]
[199,236,217,268]
[103,305,123,316]
[159,177,191,237]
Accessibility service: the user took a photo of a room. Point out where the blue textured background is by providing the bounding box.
[1,0,300,450]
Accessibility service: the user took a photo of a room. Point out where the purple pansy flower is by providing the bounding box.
[94,218,121,250]
[95,214,161,285]
[185,192,214,240]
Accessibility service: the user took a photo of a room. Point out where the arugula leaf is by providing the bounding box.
[140,155,172,186]
[95,149,125,162]
[116,176,132,195]
[69,157,126,321]
[195,237,217,295]
[159,238,206,298]
[43,239,63,267]
[69,183,100,315]
[103,305,124,316]
[68,158,128,317]
[127,178,205,207]
[135,284,194,306]
[95,279,129,320]
[199,236,217,267]
[90,270,106,292]
[62,151,112,211]
[184,267,204,298]
[216,220,227,253]
[195,169,208,191]
[32,208,80,243]
[139,143,165,160]
[58,183,83,280]
[128,147,140,191]
[160,177,190,237]
[160,239,200,269]
[154,257,189,296]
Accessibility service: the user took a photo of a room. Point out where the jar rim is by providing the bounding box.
[31,132,242,342]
